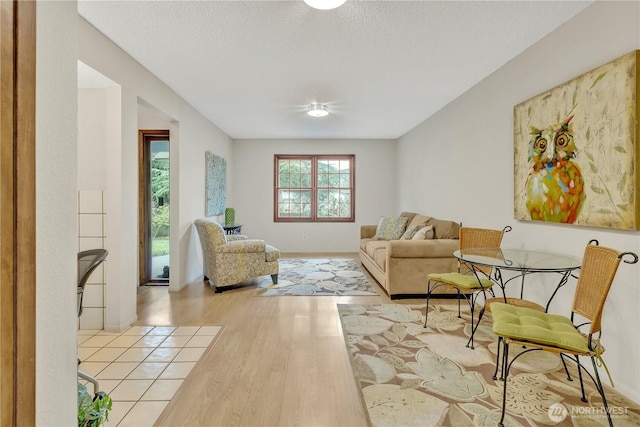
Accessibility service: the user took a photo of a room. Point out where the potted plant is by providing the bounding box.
[78,383,112,427]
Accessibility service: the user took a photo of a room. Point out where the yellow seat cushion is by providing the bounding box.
[490,302,591,354]
[428,272,494,290]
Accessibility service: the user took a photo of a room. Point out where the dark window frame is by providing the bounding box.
[274,154,355,223]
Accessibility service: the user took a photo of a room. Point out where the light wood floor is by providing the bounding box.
[139,253,424,427]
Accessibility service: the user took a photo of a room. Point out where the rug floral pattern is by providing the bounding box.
[258,258,379,296]
[337,303,640,427]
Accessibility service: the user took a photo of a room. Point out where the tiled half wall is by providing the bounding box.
[78,190,107,330]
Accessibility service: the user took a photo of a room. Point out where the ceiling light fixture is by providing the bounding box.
[307,104,329,117]
[303,0,347,10]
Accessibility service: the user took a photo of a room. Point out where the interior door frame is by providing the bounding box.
[0,0,36,425]
[138,129,170,285]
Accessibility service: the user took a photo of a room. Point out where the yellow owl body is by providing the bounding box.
[525,116,585,224]
[526,159,585,223]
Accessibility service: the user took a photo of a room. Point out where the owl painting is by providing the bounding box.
[525,116,585,223]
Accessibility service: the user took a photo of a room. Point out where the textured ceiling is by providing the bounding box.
[77,1,592,139]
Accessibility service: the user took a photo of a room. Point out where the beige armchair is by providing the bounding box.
[194,218,279,292]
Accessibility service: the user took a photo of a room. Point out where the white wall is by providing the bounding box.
[36,2,78,425]
[233,139,397,252]
[78,16,235,294]
[138,102,172,129]
[78,88,110,189]
[397,1,640,401]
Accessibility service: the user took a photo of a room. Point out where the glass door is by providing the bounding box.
[139,130,170,285]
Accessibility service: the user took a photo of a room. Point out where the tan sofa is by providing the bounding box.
[359,212,460,299]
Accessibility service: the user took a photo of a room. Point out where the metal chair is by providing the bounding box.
[491,240,638,427]
[423,225,511,349]
[77,249,109,395]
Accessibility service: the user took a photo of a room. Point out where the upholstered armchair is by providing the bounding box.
[194,218,279,292]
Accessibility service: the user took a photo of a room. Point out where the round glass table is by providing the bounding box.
[454,247,582,311]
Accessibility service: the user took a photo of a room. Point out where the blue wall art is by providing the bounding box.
[205,151,226,216]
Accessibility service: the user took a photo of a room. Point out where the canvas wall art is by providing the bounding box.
[205,152,226,217]
[514,50,639,230]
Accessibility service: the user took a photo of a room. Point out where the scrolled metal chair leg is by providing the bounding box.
[559,353,573,381]
[575,355,588,402]
[424,281,432,328]
[590,356,613,427]
[492,336,502,380]
[498,341,510,427]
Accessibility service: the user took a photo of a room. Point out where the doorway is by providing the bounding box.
[139,130,170,285]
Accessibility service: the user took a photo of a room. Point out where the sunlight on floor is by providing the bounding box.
[78,325,222,426]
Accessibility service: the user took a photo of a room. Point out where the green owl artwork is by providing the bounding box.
[514,50,639,230]
[525,116,585,223]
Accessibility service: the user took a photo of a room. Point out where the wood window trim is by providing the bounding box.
[273,154,355,223]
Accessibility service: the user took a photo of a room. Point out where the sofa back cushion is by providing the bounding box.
[426,218,460,239]
[408,214,432,229]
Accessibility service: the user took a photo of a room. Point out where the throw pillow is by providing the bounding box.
[411,225,434,240]
[375,216,408,240]
[401,224,423,240]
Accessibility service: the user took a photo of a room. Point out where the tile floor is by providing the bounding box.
[78,325,222,426]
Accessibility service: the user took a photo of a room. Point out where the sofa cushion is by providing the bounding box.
[360,237,374,251]
[373,250,386,271]
[375,216,408,240]
[412,225,434,240]
[401,224,423,240]
[364,240,388,259]
[426,218,460,239]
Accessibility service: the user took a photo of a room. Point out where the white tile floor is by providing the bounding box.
[78,325,222,426]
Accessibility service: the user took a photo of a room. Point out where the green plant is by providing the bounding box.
[78,383,112,427]
[152,237,170,256]
[152,204,170,238]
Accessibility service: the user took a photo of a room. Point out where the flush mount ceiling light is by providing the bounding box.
[303,0,347,10]
[307,104,329,117]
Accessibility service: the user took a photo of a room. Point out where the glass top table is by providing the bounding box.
[454,248,582,312]
[454,248,581,272]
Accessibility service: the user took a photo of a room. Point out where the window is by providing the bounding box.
[274,154,355,222]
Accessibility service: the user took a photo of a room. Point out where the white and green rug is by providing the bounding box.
[257,258,379,296]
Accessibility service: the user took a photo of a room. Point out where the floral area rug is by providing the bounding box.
[257,258,379,296]
[337,303,640,427]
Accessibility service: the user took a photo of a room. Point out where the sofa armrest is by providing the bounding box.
[387,239,459,258]
[361,225,377,239]
[217,240,266,253]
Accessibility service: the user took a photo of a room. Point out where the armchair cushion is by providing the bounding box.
[226,234,248,242]
[217,240,266,253]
